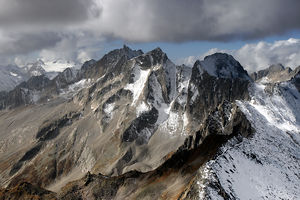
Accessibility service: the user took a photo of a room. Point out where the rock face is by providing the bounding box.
[291,66,300,92]
[80,45,143,79]
[187,54,251,131]
[0,46,299,200]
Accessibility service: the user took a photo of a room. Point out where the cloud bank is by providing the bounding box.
[178,38,300,72]
[0,0,300,64]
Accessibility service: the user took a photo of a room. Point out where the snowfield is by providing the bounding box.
[201,81,300,200]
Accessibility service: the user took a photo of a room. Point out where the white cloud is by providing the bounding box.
[235,38,300,72]
[38,34,103,64]
[77,50,92,63]
[178,38,300,73]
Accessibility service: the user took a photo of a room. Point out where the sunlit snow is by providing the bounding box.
[200,81,300,199]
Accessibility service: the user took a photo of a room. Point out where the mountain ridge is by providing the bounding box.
[0,46,299,200]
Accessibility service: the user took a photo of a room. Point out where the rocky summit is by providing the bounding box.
[0,46,299,200]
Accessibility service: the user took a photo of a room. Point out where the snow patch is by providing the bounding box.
[59,79,92,99]
[136,101,150,117]
[160,111,180,135]
[103,103,115,116]
[68,79,91,92]
[10,72,18,77]
[125,64,151,105]
[190,83,199,104]
[183,112,189,127]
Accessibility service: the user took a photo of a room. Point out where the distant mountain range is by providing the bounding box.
[0,59,81,92]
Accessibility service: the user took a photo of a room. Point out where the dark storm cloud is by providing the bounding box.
[0,32,62,55]
[96,0,300,42]
[0,0,99,27]
[0,0,300,64]
[0,0,100,62]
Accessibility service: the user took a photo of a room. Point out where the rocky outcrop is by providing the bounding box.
[0,182,56,200]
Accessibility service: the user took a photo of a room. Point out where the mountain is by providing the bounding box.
[0,46,299,200]
[250,63,298,83]
[0,46,143,110]
[0,64,29,92]
[0,59,81,92]
[23,60,47,77]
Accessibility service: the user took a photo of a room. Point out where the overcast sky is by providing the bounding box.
[1,0,300,71]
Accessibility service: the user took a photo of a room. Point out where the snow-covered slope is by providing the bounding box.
[199,81,300,199]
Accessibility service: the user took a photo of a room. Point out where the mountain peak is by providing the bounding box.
[102,45,143,63]
[133,47,169,68]
[81,59,96,69]
[24,60,46,77]
[196,52,250,80]
[152,47,163,52]
[268,63,285,73]
[122,44,130,49]
[147,47,167,60]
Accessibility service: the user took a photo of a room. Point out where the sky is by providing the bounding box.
[1,0,300,72]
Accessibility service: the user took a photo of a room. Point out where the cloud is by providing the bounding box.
[0,0,101,64]
[178,38,300,72]
[0,32,62,55]
[0,0,300,65]
[92,0,300,42]
[0,0,99,29]
[235,38,300,72]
